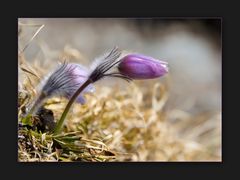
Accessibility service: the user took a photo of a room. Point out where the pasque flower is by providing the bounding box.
[25,46,169,134]
[40,62,94,104]
[118,54,168,79]
[54,46,131,134]
[29,62,94,114]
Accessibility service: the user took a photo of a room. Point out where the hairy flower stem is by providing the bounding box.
[29,93,46,115]
[21,93,46,125]
[53,79,93,135]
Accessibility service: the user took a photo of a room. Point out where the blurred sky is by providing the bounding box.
[18,18,222,115]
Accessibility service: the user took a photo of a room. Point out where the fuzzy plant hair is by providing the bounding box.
[88,46,132,82]
[52,46,132,134]
[28,62,94,115]
[24,46,168,135]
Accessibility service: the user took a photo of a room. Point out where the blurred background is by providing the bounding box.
[18,18,221,161]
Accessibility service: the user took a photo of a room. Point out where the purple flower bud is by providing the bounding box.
[38,62,94,105]
[118,54,168,79]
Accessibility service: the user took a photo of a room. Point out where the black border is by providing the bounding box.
[1,1,237,179]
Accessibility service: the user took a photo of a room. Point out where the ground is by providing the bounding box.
[18,19,221,162]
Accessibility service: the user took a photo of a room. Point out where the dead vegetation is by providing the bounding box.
[18,21,221,162]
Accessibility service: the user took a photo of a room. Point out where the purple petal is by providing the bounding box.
[118,54,168,79]
[40,62,95,104]
[76,95,86,104]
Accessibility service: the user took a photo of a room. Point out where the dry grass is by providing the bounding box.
[18,22,221,162]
